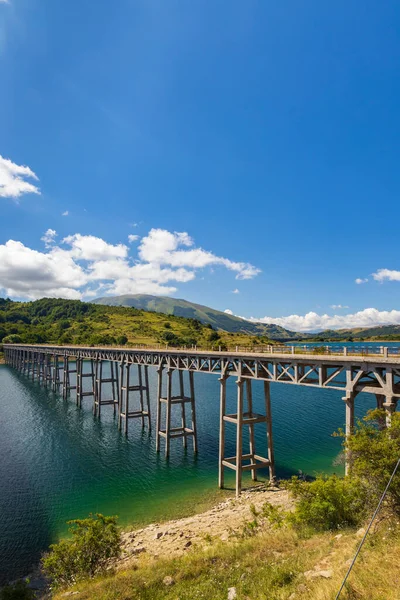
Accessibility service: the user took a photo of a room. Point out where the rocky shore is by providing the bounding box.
[117,485,291,569]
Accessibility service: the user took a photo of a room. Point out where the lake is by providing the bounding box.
[0,347,382,584]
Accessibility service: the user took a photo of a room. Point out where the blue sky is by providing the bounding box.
[1,0,400,331]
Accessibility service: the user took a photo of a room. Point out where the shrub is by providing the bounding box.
[2,334,22,343]
[0,580,35,600]
[346,410,400,514]
[116,334,128,345]
[286,474,365,531]
[42,514,121,588]
[208,331,220,342]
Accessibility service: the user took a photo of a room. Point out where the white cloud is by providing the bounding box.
[0,1,10,5]
[62,233,128,261]
[330,304,349,310]
[62,210,69,217]
[0,228,259,301]
[242,308,400,332]
[138,229,260,280]
[372,268,400,282]
[0,240,86,300]
[128,234,139,243]
[355,278,368,284]
[232,288,240,294]
[41,228,57,248]
[0,155,40,200]
[224,309,233,315]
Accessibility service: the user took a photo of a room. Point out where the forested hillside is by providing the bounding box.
[0,298,273,349]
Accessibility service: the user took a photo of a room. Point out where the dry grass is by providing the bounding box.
[53,520,400,600]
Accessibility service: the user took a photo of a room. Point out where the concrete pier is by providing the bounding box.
[3,343,400,496]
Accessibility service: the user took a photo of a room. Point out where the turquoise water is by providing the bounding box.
[0,356,378,584]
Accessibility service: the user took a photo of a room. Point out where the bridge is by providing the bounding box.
[3,343,400,495]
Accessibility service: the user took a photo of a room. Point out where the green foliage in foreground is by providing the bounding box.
[0,581,35,600]
[42,514,121,589]
[346,410,400,514]
[286,474,366,531]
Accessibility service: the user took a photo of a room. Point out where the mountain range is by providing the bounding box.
[93,294,400,341]
[93,294,302,340]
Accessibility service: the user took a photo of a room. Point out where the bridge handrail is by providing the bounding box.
[2,342,400,358]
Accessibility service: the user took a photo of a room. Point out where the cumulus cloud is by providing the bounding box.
[372,269,400,282]
[0,155,40,199]
[128,234,139,243]
[62,210,69,216]
[242,308,400,332]
[224,309,233,315]
[355,278,368,284]
[138,229,260,280]
[0,228,260,301]
[62,233,128,261]
[0,240,86,300]
[330,304,349,310]
[232,288,240,294]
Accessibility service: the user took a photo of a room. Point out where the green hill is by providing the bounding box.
[93,294,302,340]
[0,297,275,349]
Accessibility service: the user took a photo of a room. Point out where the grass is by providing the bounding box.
[53,521,400,600]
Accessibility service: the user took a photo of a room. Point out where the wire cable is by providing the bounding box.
[335,456,400,599]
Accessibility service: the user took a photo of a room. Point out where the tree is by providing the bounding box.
[42,514,121,588]
[117,334,128,345]
[345,410,400,515]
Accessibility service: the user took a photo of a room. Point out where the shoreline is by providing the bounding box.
[117,484,291,570]
[20,484,291,595]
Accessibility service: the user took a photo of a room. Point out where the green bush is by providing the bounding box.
[42,514,121,588]
[346,410,400,514]
[286,474,366,531]
[0,580,35,600]
[116,334,128,345]
[208,331,220,342]
[2,334,22,343]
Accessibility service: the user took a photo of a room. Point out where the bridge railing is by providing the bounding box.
[4,342,400,358]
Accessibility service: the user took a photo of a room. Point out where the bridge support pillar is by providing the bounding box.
[156,368,197,457]
[343,393,355,476]
[383,396,398,427]
[76,358,96,408]
[219,377,275,497]
[118,363,151,434]
[62,356,77,400]
[94,360,120,417]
